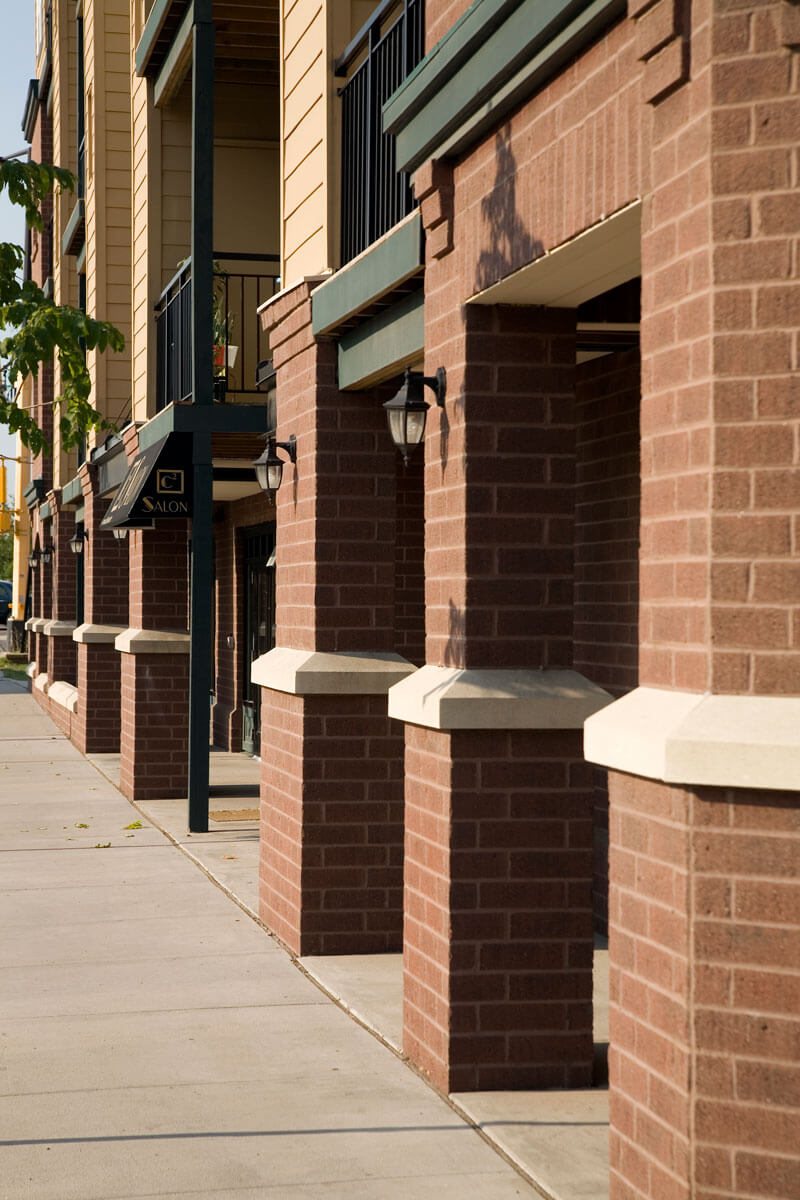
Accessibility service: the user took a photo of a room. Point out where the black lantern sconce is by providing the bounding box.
[383,367,446,465]
[254,435,297,493]
[40,544,54,565]
[68,528,88,556]
[28,547,40,569]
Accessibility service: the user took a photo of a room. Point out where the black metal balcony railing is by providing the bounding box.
[337,0,423,265]
[154,253,280,412]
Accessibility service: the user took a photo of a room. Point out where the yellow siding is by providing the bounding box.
[83,0,133,447]
[280,0,382,284]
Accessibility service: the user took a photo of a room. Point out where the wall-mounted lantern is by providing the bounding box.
[68,528,88,555]
[254,435,297,493]
[383,367,446,465]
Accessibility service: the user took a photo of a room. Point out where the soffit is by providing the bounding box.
[137,0,279,88]
[468,201,641,309]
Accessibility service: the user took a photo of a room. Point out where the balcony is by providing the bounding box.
[154,254,280,413]
[336,0,423,265]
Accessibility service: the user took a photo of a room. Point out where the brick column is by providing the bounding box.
[117,429,190,802]
[45,493,77,686]
[72,462,129,754]
[389,172,609,1089]
[583,3,800,1197]
[255,282,416,956]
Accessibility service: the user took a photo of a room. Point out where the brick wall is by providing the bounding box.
[393,452,425,667]
[119,653,190,801]
[422,302,578,671]
[119,522,190,801]
[575,348,641,696]
[128,525,189,631]
[441,16,644,298]
[639,0,800,696]
[259,690,405,956]
[609,769,800,1199]
[404,724,595,1092]
[575,347,641,932]
[264,285,396,655]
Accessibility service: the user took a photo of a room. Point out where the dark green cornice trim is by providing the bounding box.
[384,0,625,174]
[135,0,192,78]
[312,212,423,336]
[61,199,85,256]
[60,476,83,506]
[337,291,424,391]
[23,478,46,509]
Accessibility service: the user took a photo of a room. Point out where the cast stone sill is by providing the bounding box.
[26,617,48,633]
[73,623,127,645]
[251,647,417,695]
[42,620,78,638]
[584,686,800,791]
[387,666,613,730]
[48,681,78,713]
[115,628,191,655]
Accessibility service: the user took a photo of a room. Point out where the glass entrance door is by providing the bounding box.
[242,525,275,757]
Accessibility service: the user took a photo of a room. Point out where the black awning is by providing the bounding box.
[100,433,193,529]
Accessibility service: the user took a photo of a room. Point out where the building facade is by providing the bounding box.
[17,2,800,1198]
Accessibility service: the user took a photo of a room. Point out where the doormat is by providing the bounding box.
[209,809,259,822]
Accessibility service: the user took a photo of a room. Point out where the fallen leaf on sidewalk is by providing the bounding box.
[223,855,237,860]
[94,842,111,849]
[124,820,143,829]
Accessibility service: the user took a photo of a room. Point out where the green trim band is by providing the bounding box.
[60,476,83,507]
[337,291,424,391]
[312,212,423,336]
[384,0,624,174]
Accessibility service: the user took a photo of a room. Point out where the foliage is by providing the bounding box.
[0,156,125,454]
[0,530,12,577]
[0,656,28,681]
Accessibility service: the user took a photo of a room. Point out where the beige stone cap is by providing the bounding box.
[250,646,416,695]
[33,672,49,693]
[42,620,78,638]
[256,274,330,316]
[48,681,78,714]
[73,623,127,645]
[26,617,47,633]
[387,666,613,730]
[115,628,191,655]
[584,686,800,792]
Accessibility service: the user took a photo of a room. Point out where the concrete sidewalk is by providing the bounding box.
[0,681,542,1199]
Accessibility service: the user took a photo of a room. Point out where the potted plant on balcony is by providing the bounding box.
[212,263,237,401]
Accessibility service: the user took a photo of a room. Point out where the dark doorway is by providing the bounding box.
[242,523,275,757]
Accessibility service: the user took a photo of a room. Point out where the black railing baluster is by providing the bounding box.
[337,0,423,265]
[154,254,279,411]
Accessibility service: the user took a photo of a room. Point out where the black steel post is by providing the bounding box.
[188,0,215,833]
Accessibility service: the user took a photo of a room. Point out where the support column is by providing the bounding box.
[256,282,416,956]
[389,217,610,1087]
[72,462,129,754]
[43,494,77,687]
[117,435,190,801]
[584,3,800,1195]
